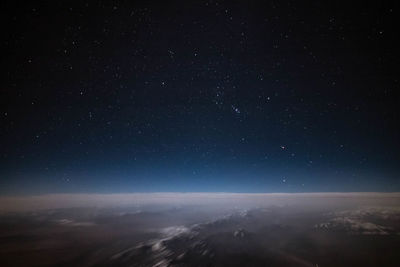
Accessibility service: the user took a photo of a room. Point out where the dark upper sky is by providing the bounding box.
[1,1,399,194]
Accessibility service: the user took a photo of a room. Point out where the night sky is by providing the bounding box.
[1,1,399,194]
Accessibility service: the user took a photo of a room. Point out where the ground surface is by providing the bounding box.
[0,193,399,266]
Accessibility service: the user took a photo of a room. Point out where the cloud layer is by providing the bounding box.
[1,192,400,212]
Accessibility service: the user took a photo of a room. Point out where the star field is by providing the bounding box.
[1,1,399,194]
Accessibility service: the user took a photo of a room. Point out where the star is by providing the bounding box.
[232,105,240,114]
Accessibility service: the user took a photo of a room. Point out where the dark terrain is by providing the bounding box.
[0,193,399,266]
